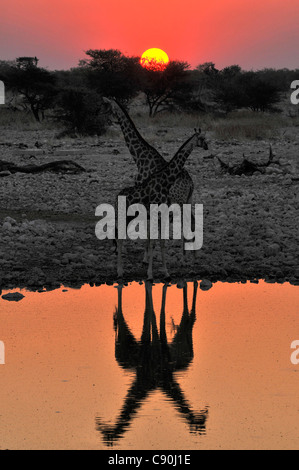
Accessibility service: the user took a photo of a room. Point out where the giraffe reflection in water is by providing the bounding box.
[96,281,208,446]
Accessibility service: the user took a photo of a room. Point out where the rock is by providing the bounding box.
[2,221,12,231]
[4,216,17,225]
[200,279,213,291]
[2,292,25,302]
[265,243,281,257]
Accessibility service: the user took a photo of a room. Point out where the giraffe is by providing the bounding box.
[115,129,208,280]
[96,281,208,446]
[102,97,199,208]
[102,97,167,182]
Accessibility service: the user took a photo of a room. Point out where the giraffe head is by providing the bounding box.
[194,128,209,150]
[102,97,117,114]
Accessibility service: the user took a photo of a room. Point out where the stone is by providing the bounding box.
[265,243,281,257]
[2,292,25,302]
[200,279,213,291]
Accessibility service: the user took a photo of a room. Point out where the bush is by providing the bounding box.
[210,110,287,140]
[55,88,108,136]
[215,72,281,113]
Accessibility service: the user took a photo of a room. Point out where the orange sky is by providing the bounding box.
[1,0,299,70]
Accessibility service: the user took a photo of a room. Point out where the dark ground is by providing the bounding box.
[0,125,298,291]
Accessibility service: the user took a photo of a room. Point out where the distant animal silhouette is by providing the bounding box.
[96,281,208,446]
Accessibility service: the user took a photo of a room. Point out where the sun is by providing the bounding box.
[140,48,170,71]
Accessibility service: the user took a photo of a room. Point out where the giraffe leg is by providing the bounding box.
[117,239,124,278]
[147,240,154,282]
[160,283,169,345]
[142,239,150,265]
[142,282,153,342]
[185,193,197,263]
[181,210,188,264]
[183,281,188,311]
[191,281,198,318]
[160,239,170,280]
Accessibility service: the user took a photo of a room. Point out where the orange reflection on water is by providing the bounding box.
[0,281,298,450]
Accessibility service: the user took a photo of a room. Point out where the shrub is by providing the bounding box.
[55,88,108,136]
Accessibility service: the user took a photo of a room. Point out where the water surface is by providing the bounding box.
[0,281,298,450]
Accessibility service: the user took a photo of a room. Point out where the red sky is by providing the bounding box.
[1,0,299,70]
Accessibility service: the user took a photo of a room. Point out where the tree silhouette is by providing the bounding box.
[3,57,56,121]
[140,61,190,116]
[80,49,141,102]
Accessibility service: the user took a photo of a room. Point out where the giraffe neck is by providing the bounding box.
[113,101,164,173]
[114,104,144,159]
[166,134,197,178]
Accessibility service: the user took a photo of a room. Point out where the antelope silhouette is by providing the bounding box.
[96,281,208,446]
